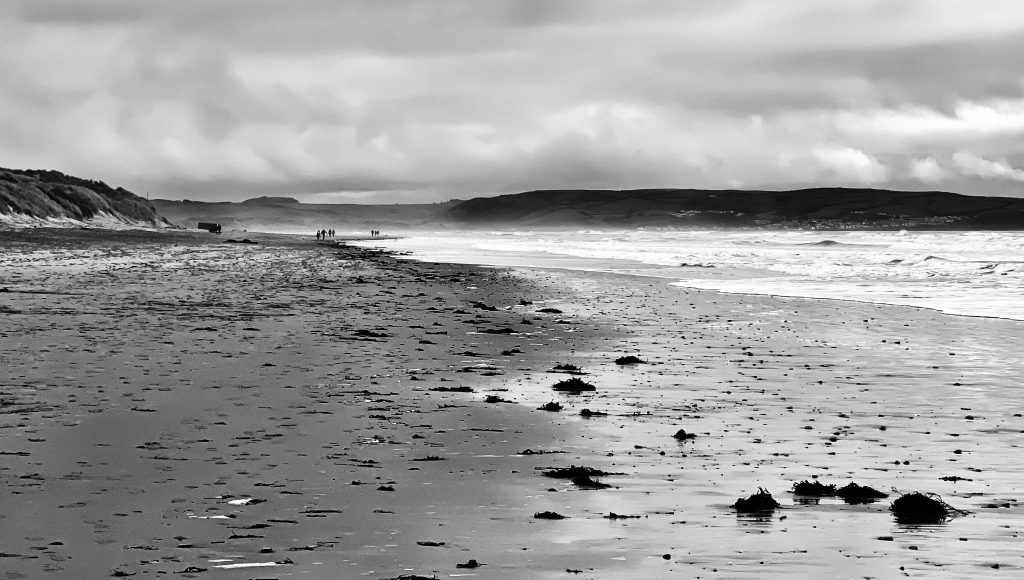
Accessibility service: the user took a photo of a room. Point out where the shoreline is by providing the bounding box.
[3,228,1024,578]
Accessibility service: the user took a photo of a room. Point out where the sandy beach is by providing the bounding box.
[3,228,1024,579]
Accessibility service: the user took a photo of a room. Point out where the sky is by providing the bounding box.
[2,0,1024,203]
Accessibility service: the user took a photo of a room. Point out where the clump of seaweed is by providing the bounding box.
[552,377,596,393]
[605,512,642,519]
[551,363,582,373]
[571,475,612,489]
[541,465,618,479]
[792,480,838,496]
[890,491,967,524]
[615,355,644,365]
[732,488,780,513]
[836,482,889,504]
[430,386,474,393]
[534,511,566,520]
[540,466,622,490]
[672,429,697,441]
[537,307,563,314]
[580,408,607,417]
[539,401,562,412]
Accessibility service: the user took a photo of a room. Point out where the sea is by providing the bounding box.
[352,229,1024,321]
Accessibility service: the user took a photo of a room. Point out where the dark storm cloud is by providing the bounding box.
[3,0,1024,201]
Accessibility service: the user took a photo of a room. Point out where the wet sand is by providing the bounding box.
[2,229,1023,579]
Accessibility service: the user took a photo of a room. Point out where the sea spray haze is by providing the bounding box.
[354,230,1024,321]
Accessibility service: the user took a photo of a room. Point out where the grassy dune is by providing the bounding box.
[0,167,170,227]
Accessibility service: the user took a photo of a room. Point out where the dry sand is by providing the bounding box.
[2,228,1023,579]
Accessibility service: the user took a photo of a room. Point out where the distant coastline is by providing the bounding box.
[4,165,1024,231]
[155,187,1024,232]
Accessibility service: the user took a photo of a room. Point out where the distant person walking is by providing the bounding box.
[316,230,321,241]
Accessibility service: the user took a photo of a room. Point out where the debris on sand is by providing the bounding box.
[354,329,389,338]
[534,511,566,520]
[538,307,563,314]
[580,408,607,417]
[539,401,563,412]
[552,377,596,393]
[615,355,644,365]
[551,363,583,373]
[792,480,838,496]
[456,559,482,569]
[672,429,696,440]
[541,466,620,479]
[479,327,517,334]
[519,449,565,455]
[605,512,643,519]
[483,395,508,403]
[939,475,973,482]
[571,474,612,489]
[429,386,474,393]
[415,540,446,547]
[471,301,498,311]
[890,491,967,523]
[732,488,780,512]
[836,482,889,503]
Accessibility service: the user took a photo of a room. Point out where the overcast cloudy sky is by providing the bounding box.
[3,1,1024,203]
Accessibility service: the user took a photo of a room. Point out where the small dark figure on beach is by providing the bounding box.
[316,230,321,241]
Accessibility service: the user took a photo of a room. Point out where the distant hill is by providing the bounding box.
[154,187,1024,232]
[0,167,171,228]
[153,197,459,233]
[447,187,1024,229]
